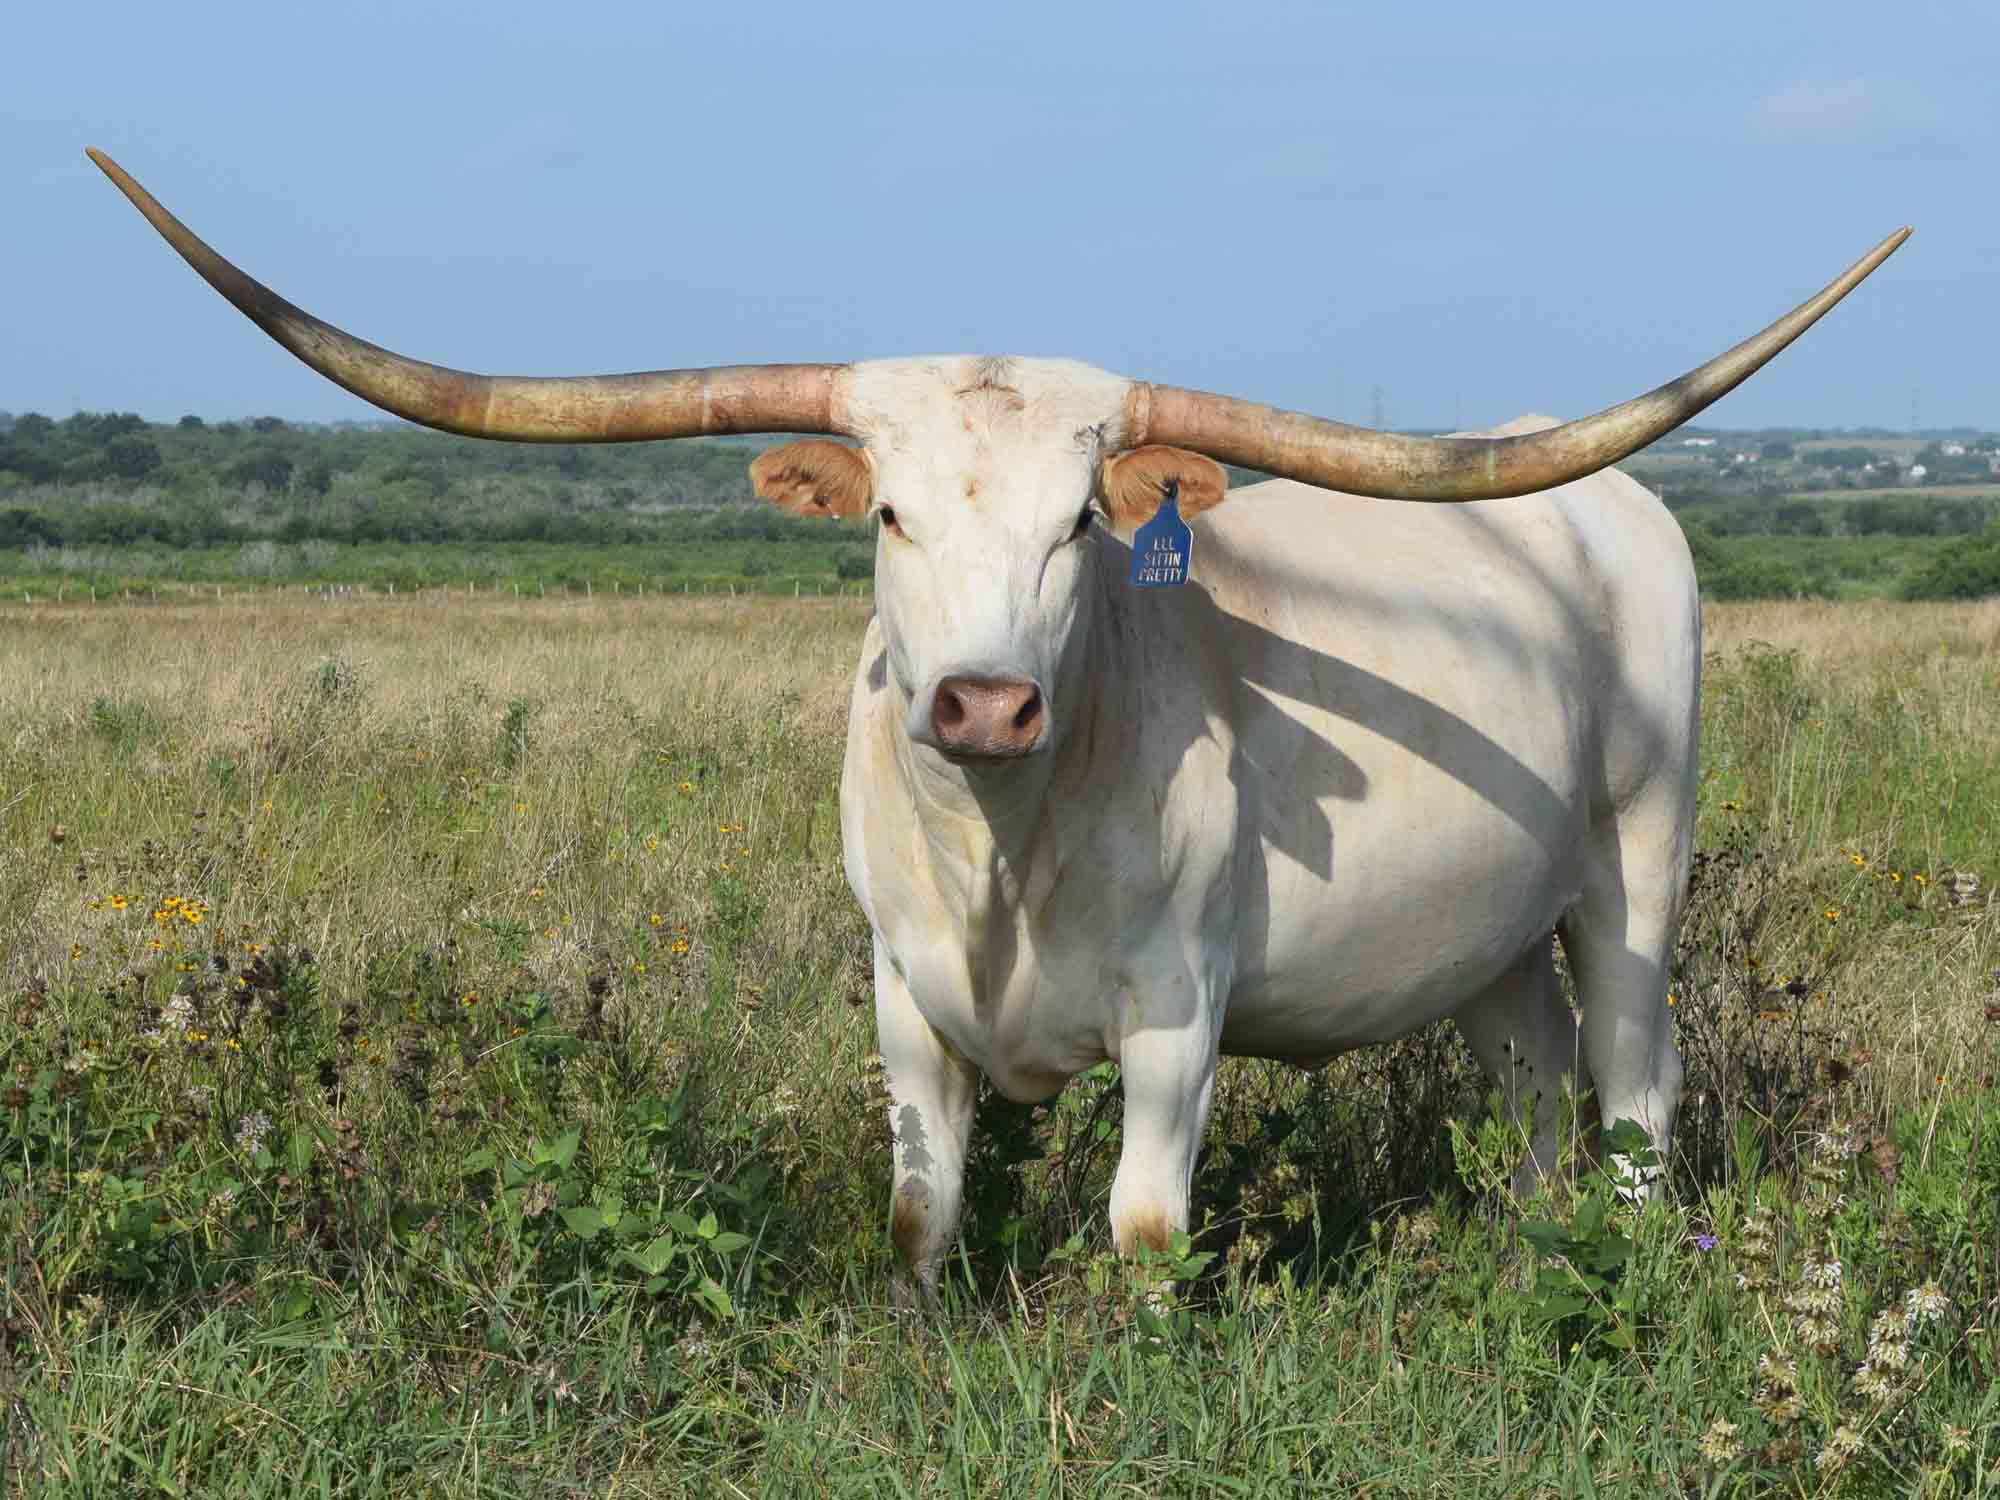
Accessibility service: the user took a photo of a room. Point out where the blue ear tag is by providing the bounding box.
[1129,480,1193,588]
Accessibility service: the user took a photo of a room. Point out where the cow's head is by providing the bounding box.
[87,149,1908,764]
[749,358,1225,763]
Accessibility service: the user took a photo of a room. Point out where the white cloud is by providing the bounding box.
[463,112,583,174]
[1750,74,1945,143]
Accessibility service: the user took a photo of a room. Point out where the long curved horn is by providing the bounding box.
[1123,228,1910,501]
[87,149,850,441]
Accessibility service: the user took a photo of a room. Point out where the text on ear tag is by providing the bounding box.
[1129,480,1192,588]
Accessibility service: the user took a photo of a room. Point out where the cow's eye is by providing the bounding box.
[878,506,906,540]
[1070,505,1095,540]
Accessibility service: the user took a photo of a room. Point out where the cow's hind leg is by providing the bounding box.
[1454,939,1586,1195]
[875,939,978,1294]
[1558,801,1689,1197]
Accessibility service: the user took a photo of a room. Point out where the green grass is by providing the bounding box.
[3,595,1998,1495]
[0,537,873,602]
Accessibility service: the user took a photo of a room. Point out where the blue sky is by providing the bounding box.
[6,1,1995,430]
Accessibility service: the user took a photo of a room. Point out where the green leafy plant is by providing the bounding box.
[1519,1119,1661,1355]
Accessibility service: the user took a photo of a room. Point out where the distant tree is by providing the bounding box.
[299,459,335,497]
[12,413,54,444]
[1773,502,1827,536]
[0,506,61,547]
[1758,440,1795,462]
[100,435,162,480]
[65,411,146,443]
[1902,520,2000,599]
[178,414,206,430]
[0,444,58,483]
[251,416,289,433]
[227,447,294,492]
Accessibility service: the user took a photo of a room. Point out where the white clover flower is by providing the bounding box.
[1870,1307,1910,1346]
[1697,1418,1743,1464]
[1758,1352,1799,1384]
[1906,1281,1949,1325]
[1867,1337,1909,1371]
[1854,1364,1897,1401]
[1794,1312,1839,1348]
[1761,1390,1805,1424]
[1816,1425,1865,1469]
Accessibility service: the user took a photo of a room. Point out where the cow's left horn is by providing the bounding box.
[1122,228,1910,501]
[87,149,851,441]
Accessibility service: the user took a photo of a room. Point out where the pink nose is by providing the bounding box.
[929,673,1046,759]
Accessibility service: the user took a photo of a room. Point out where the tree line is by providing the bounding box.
[4,410,1999,599]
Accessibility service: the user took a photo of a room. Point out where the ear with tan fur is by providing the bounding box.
[1098,446,1229,529]
[749,439,873,519]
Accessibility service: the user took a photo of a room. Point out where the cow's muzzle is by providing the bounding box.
[928,673,1046,761]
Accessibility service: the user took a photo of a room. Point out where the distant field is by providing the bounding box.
[1788,483,2000,503]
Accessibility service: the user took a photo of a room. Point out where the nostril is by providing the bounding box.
[929,673,1045,758]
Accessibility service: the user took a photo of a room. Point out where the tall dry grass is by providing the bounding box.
[2,593,1993,1186]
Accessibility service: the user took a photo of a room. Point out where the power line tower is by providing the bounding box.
[1370,383,1386,431]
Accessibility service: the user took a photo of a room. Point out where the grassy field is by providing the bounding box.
[2,595,1998,1496]
[0,537,875,602]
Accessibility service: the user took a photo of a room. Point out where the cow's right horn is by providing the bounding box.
[88,149,852,442]
[1122,228,1910,502]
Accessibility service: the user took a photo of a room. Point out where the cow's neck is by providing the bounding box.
[890,568,1133,959]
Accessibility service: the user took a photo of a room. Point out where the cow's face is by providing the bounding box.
[752,358,1224,768]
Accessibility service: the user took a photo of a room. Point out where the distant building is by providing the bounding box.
[1941,442,1967,456]
[1908,464,1928,480]
[1682,437,1717,448]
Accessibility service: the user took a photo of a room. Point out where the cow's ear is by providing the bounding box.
[750,440,874,519]
[1098,446,1228,528]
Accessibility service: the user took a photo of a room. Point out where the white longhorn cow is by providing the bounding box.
[90,151,1907,1287]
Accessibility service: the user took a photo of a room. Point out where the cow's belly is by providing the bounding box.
[1219,734,1583,1060]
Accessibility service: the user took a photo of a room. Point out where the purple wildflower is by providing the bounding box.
[1695,1233,1719,1252]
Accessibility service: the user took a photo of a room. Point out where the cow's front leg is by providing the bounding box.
[1109,1019,1220,1255]
[875,939,978,1292]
